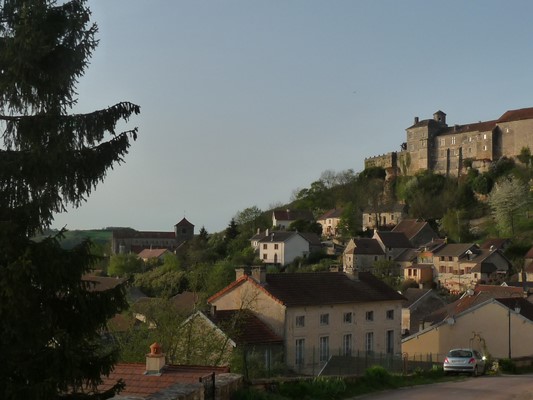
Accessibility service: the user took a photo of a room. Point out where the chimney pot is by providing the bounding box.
[146,342,165,375]
[414,116,419,124]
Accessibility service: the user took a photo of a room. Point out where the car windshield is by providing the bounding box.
[448,350,472,358]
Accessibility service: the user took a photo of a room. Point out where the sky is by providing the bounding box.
[52,0,533,234]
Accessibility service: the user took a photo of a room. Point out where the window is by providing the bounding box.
[274,244,279,250]
[366,311,374,321]
[365,332,374,354]
[263,244,267,250]
[343,312,352,324]
[295,339,305,366]
[343,334,352,356]
[483,133,487,139]
[448,256,453,261]
[386,310,394,320]
[413,269,418,277]
[320,313,329,326]
[295,315,305,328]
[451,136,456,145]
[262,253,267,260]
[319,336,329,362]
[440,256,444,261]
[386,330,394,354]
[483,145,487,151]
[440,138,445,146]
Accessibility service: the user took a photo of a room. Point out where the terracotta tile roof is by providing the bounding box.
[425,292,493,325]
[402,288,431,306]
[392,219,431,241]
[260,271,405,307]
[439,120,497,135]
[317,208,344,220]
[375,231,413,249]
[133,292,200,316]
[395,248,417,262]
[479,238,510,250]
[299,232,322,246]
[474,284,524,298]
[273,209,314,221]
[137,248,170,259]
[98,363,229,398]
[345,238,384,255]
[81,274,126,292]
[497,107,533,123]
[434,243,476,257]
[206,310,283,345]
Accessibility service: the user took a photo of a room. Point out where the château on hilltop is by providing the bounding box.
[365,107,533,176]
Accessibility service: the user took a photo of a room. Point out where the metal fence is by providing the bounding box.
[295,349,445,377]
[237,346,446,379]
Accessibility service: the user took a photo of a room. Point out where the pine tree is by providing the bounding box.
[0,1,139,398]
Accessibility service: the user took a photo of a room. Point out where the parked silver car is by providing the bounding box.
[443,348,486,376]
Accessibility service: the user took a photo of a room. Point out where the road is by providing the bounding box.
[356,375,533,400]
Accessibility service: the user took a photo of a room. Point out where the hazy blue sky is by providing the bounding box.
[52,0,533,233]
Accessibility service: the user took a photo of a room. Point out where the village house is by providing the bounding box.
[342,230,414,274]
[208,266,405,374]
[250,230,321,266]
[343,238,385,273]
[402,292,533,361]
[433,243,512,292]
[317,208,343,237]
[271,209,314,230]
[137,248,172,263]
[181,309,284,371]
[401,288,447,336]
[111,217,194,254]
[391,219,440,248]
[362,203,407,231]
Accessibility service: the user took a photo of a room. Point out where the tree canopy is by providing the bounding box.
[0,1,139,398]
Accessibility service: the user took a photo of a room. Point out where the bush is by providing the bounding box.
[499,358,517,373]
[278,377,347,400]
[363,365,393,386]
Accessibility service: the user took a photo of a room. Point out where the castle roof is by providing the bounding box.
[497,107,533,123]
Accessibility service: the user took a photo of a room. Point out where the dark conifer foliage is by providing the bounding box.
[0,1,139,398]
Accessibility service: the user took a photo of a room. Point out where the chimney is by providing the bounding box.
[265,228,269,237]
[210,304,217,317]
[251,265,266,284]
[345,265,359,280]
[235,266,249,281]
[145,342,165,375]
[414,116,419,124]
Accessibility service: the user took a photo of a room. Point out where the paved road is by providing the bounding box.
[356,375,533,400]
